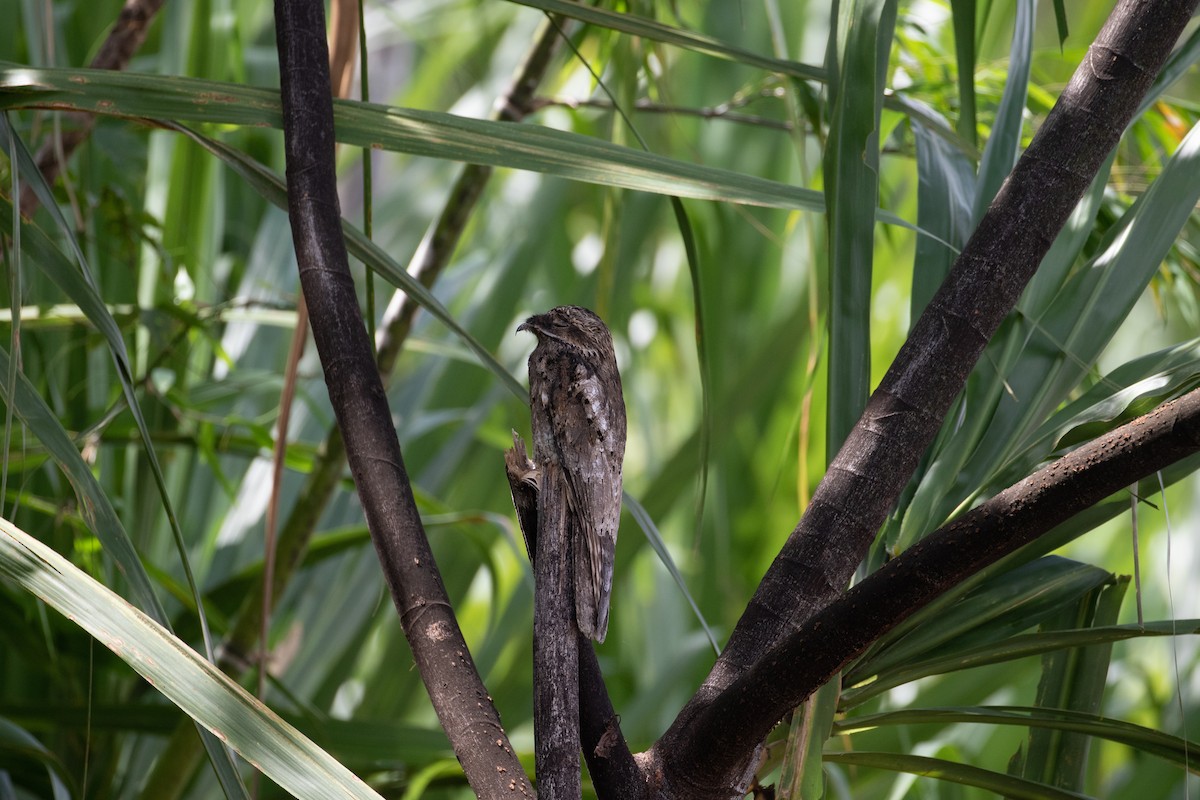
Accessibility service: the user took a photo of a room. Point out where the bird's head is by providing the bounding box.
[518,305,614,360]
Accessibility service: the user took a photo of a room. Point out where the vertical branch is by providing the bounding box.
[272,2,531,797]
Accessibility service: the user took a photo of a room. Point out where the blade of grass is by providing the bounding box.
[161,124,526,400]
[971,0,1033,222]
[949,0,977,146]
[958,119,1200,506]
[3,113,22,521]
[501,0,825,81]
[0,334,249,798]
[852,556,1111,680]
[842,619,1200,707]
[823,0,898,452]
[0,717,74,800]
[0,66,825,211]
[904,96,976,320]
[1018,578,1127,791]
[2,114,218,659]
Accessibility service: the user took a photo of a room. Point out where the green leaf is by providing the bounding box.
[500,0,826,82]
[0,337,165,622]
[995,338,1200,489]
[1052,0,1069,49]
[779,678,840,799]
[823,0,898,452]
[626,492,720,655]
[1136,23,1200,118]
[904,96,976,320]
[0,66,824,212]
[842,620,1200,708]
[0,717,74,800]
[849,557,1112,687]
[949,0,977,145]
[1,116,217,655]
[971,0,1033,222]
[162,124,527,401]
[965,119,1200,503]
[1018,578,1128,790]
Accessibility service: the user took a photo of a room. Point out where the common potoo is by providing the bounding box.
[519,305,626,643]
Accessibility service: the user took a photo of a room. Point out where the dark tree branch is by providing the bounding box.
[652,0,1200,793]
[681,386,1200,782]
[272,3,531,798]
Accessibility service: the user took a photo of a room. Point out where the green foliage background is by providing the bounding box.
[0,0,1198,798]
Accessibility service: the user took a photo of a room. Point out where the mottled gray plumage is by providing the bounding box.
[519,305,626,642]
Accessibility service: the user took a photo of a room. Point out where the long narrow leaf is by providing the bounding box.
[1,115,217,656]
[843,619,1200,706]
[958,119,1200,506]
[823,751,1093,799]
[164,124,526,400]
[971,0,1033,221]
[836,706,1198,773]
[852,556,1110,680]
[823,0,898,451]
[501,0,825,81]
[0,66,824,212]
[0,337,250,798]
[0,517,387,800]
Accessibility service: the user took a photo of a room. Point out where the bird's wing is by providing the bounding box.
[546,356,624,642]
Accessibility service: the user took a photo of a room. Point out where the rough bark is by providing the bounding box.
[272,2,532,797]
[650,0,1200,794]
[678,385,1200,785]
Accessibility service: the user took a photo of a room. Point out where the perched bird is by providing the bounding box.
[518,305,626,642]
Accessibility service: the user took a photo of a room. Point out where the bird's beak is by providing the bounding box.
[517,313,544,335]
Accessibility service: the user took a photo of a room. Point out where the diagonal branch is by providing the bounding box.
[651,0,1200,793]
[272,2,531,797]
[681,385,1200,782]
